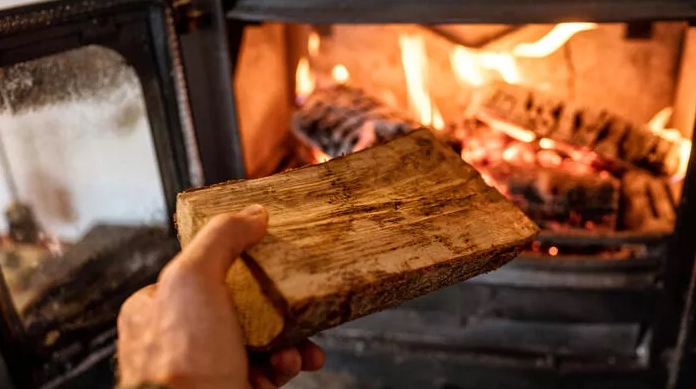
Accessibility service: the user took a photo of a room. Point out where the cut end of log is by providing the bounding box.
[176,130,539,349]
[226,260,284,348]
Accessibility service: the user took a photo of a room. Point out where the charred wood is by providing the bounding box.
[487,164,620,231]
[292,85,421,157]
[621,170,676,233]
[480,82,682,177]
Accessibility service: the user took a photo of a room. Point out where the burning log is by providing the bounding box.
[480,82,684,178]
[487,164,620,231]
[176,130,539,349]
[292,84,421,157]
[621,170,676,233]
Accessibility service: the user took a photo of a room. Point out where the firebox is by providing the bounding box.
[1,0,696,388]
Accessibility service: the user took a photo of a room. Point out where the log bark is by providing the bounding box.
[176,130,539,349]
[479,82,682,177]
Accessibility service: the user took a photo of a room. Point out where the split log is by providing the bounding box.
[479,82,683,177]
[176,130,539,349]
[487,164,620,231]
[621,170,676,233]
[292,85,420,157]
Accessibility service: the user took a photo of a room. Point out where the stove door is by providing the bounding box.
[0,1,202,388]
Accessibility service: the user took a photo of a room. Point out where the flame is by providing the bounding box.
[311,147,331,164]
[398,34,444,129]
[450,46,485,87]
[332,64,350,84]
[647,107,692,181]
[399,34,432,125]
[451,23,596,87]
[450,46,520,86]
[295,57,315,104]
[308,32,320,57]
[478,110,536,143]
[513,23,598,58]
[432,106,445,131]
[539,138,556,149]
[478,52,521,84]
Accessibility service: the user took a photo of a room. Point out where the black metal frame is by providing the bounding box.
[176,0,247,184]
[226,0,696,24]
[0,1,192,387]
[217,2,696,388]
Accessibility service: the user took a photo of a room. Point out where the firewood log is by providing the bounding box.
[292,85,420,157]
[176,130,539,349]
[621,170,676,233]
[486,163,620,231]
[479,82,683,177]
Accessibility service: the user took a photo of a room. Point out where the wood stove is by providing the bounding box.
[1,0,696,388]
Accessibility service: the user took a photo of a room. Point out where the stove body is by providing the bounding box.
[0,1,696,388]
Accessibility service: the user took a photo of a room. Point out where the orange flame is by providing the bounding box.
[478,110,536,143]
[450,46,485,87]
[398,34,443,129]
[450,46,520,86]
[478,52,521,84]
[432,106,445,131]
[311,147,331,164]
[513,23,598,58]
[295,57,315,104]
[308,32,320,57]
[332,64,350,84]
[647,107,692,181]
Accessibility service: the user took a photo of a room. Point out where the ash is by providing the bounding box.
[0,45,138,113]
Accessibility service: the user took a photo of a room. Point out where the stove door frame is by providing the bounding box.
[0,1,193,388]
[217,3,696,387]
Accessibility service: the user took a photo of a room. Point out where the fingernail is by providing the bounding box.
[239,204,266,217]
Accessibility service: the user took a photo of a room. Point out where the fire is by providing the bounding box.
[311,147,331,164]
[647,107,692,181]
[450,46,485,87]
[478,52,520,84]
[398,34,443,129]
[450,47,520,86]
[432,106,445,131]
[308,32,321,57]
[295,57,315,105]
[513,23,598,58]
[450,23,597,87]
[478,110,536,142]
[332,64,350,84]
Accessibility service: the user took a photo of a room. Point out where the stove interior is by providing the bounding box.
[235,21,695,260]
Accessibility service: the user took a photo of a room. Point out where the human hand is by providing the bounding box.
[117,204,325,389]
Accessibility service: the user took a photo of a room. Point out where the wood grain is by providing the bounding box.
[176,130,539,349]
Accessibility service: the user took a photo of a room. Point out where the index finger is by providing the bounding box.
[164,204,269,283]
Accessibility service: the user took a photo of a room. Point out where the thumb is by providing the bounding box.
[174,204,269,281]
